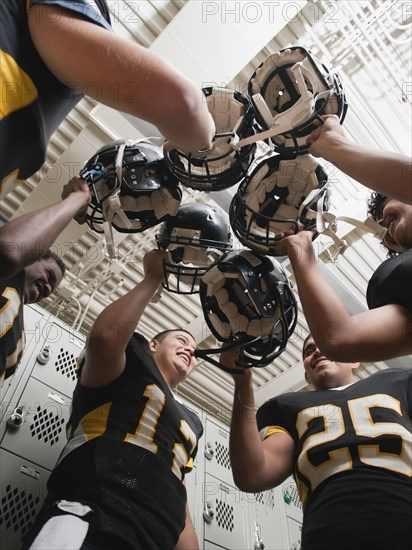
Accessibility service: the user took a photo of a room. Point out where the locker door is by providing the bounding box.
[30,321,84,398]
[0,377,71,471]
[203,473,245,550]
[203,417,234,486]
[0,449,50,550]
[246,489,286,550]
[281,478,303,550]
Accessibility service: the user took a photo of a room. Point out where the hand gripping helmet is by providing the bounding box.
[229,154,329,255]
[155,202,233,294]
[80,139,182,235]
[198,250,297,368]
[235,46,347,155]
[164,87,256,191]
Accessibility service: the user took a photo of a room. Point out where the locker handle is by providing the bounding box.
[204,441,214,460]
[203,501,214,523]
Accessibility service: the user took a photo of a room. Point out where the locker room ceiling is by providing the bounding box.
[1,0,411,421]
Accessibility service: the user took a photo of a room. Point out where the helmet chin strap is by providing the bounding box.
[234,63,330,150]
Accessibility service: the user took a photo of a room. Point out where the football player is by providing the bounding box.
[1,0,214,197]
[225,335,412,549]
[0,176,90,386]
[22,249,202,550]
[272,114,412,363]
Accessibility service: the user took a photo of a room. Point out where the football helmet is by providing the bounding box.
[80,139,182,236]
[235,46,347,155]
[198,249,297,368]
[164,86,256,191]
[156,202,233,294]
[230,154,329,255]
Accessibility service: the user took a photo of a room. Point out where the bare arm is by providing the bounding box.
[28,4,215,154]
[174,501,199,550]
[277,231,412,362]
[307,115,412,204]
[0,177,90,279]
[222,349,294,493]
[81,249,167,388]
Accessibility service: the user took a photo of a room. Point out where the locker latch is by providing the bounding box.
[204,441,214,460]
[7,405,26,430]
[203,501,214,523]
[37,346,50,364]
[254,521,265,550]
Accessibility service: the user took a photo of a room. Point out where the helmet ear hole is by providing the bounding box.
[199,250,297,367]
[80,139,182,234]
[156,202,233,295]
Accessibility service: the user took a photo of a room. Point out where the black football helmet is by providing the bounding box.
[229,154,329,255]
[80,139,182,234]
[198,249,297,368]
[164,86,256,191]
[235,46,347,155]
[156,202,233,294]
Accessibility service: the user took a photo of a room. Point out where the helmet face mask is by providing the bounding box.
[230,154,329,256]
[81,139,182,234]
[165,87,257,191]
[156,202,233,294]
[199,250,297,366]
[247,46,347,155]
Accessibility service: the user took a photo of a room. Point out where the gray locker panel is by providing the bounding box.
[1,377,71,470]
[203,418,234,486]
[0,305,47,406]
[281,479,303,523]
[246,489,285,550]
[30,321,84,398]
[203,473,245,550]
[286,517,302,550]
[0,449,50,550]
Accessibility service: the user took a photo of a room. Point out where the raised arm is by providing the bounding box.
[80,249,167,388]
[276,231,412,362]
[0,177,90,279]
[28,4,215,154]
[307,115,412,204]
[222,348,294,493]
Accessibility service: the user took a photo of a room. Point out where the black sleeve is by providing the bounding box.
[366,250,412,313]
[30,0,112,30]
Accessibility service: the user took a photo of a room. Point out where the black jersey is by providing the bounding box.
[0,0,111,194]
[46,333,203,549]
[0,271,25,385]
[257,368,412,550]
[367,249,412,313]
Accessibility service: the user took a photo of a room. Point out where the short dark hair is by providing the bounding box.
[41,250,66,278]
[153,329,195,343]
[367,192,397,258]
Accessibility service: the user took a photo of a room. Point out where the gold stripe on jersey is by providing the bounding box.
[56,402,112,466]
[259,425,292,441]
[1,287,22,338]
[5,336,24,369]
[0,49,38,120]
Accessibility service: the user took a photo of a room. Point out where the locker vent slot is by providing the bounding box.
[29,405,66,446]
[55,348,78,381]
[0,484,41,534]
[215,442,231,469]
[215,499,234,532]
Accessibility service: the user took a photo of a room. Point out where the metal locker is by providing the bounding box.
[0,377,71,471]
[246,489,285,550]
[203,417,234,487]
[0,448,50,550]
[203,472,245,550]
[0,305,49,407]
[281,479,303,523]
[30,320,85,398]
